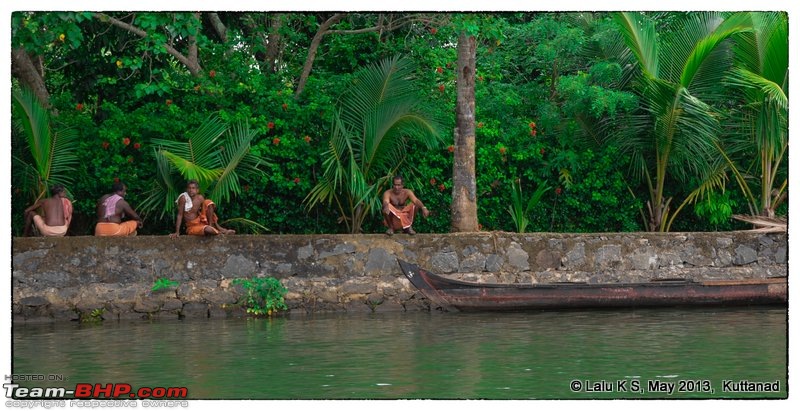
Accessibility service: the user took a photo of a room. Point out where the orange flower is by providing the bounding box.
[447,145,455,153]
[122,137,131,146]
[166,99,172,106]
[102,141,110,149]
[430,178,437,185]
[529,121,536,129]
[267,122,275,129]
[272,137,281,145]
[477,122,484,129]
[436,67,443,73]
[499,147,507,155]
[294,177,300,184]
[530,129,537,136]
[76,103,84,111]
[438,183,445,192]
[303,135,312,143]
[209,70,216,78]
[438,84,445,93]
[133,142,141,150]
[430,28,438,35]
[282,103,288,111]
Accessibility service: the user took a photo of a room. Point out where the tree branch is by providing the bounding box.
[93,12,202,76]
[206,12,228,43]
[294,13,344,99]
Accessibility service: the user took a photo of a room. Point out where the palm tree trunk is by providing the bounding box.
[451,32,479,232]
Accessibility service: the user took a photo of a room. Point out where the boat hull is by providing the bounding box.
[397,260,787,311]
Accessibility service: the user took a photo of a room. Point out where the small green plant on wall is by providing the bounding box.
[152,277,180,292]
[78,308,105,323]
[234,276,288,316]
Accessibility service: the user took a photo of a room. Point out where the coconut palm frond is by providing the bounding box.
[11,86,79,200]
[613,12,659,78]
[209,121,264,204]
[303,55,443,233]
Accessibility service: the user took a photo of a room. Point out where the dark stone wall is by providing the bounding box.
[11,231,787,322]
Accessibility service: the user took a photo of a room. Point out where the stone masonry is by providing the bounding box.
[11,231,788,322]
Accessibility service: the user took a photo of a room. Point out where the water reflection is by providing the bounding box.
[13,307,787,399]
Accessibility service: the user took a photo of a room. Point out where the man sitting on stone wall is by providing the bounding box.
[23,184,73,237]
[169,179,235,237]
[95,181,143,236]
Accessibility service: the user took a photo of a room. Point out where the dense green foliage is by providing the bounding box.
[10,12,786,235]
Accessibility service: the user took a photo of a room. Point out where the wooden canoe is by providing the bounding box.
[397,259,787,311]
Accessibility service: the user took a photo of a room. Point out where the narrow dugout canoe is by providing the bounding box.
[397,259,787,311]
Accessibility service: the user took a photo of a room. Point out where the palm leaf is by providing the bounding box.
[209,121,264,204]
[11,86,79,200]
[303,55,443,233]
[614,12,659,78]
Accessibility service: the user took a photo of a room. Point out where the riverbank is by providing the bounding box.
[11,231,787,322]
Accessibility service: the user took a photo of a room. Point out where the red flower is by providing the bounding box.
[102,141,110,149]
[303,135,311,143]
[540,148,545,156]
[282,103,288,111]
[529,121,537,129]
[76,103,84,111]
[499,147,507,155]
[294,177,300,184]
[430,28,438,35]
[166,99,172,106]
[438,84,445,93]
[209,70,216,78]
[555,187,562,195]
[447,145,455,153]
[122,137,131,146]
[272,137,281,145]
[430,178,437,185]
[477,122,484,129]
[133,142,141,150]
[436,67,443,74]
[438,183,445,192]
[267,122,275,129]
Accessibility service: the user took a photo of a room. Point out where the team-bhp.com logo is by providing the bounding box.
[4,382,188,399]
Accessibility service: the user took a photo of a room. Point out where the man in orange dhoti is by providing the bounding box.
[169,180,235,237]
[95,181,143,236]
[24,184,72,237]
[382,176,429,235]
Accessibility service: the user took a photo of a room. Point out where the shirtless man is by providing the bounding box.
[382,175,429,235]
[95,181,143,236]
[169,180,234,237]
[23,184,72,237]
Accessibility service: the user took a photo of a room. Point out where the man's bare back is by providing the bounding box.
[40,196,66,226]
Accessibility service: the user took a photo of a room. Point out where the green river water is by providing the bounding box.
[10,307,787,400]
